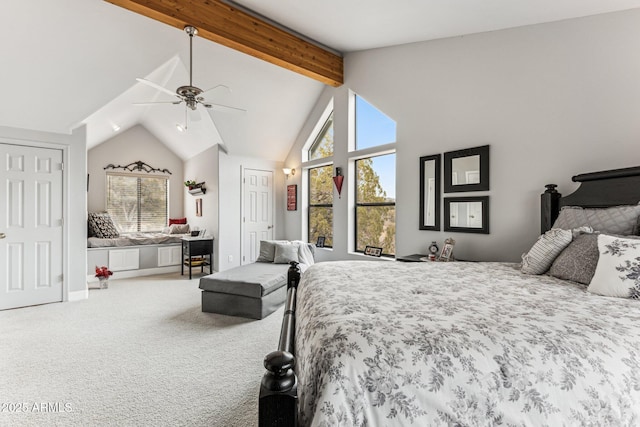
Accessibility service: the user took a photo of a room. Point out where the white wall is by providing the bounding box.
[0,125,87,296]
[183,145,219,270]
[87,125,184,219]
[284,9,640,262]
[218,150,285,271]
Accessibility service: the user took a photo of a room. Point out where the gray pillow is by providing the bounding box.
[256,240,289,263]
[549,234,599,285]
[169,224,190,234]
[273,243,299,264]
[552,204,640,235]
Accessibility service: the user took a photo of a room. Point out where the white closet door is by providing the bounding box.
[242,169,274,264]
[0,144,63,310]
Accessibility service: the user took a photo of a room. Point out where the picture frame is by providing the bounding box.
[419,154,441,231]
[195,198,202,217]
[287,184,297,211]
[364,245,383,257]
[438,238,456,262]
[444,145,489,193]
[316,236,325,248]
[444,196,490,234]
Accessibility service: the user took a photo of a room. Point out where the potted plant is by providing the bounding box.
[184,180,197,190]
[95,265,113,289]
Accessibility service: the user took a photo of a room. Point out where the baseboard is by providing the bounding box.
[68,289,89,302]
[85,265,182,282]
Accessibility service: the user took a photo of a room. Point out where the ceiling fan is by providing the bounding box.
[135,25,246,126]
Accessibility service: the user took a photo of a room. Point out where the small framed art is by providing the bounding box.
[316,236,325,248]
[287,185,297,211]
[364,245,383,257]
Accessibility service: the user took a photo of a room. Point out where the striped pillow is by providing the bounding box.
[521,228,573,275]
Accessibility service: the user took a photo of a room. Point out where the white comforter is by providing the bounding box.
[295,261,640,426]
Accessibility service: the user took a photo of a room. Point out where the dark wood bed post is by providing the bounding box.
[541,184,561,233]
[259,262,301,427]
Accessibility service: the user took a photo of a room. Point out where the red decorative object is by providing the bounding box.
[287,185,297,211]
[169,217,187,225]
[333,167,344,198]
[94,265,113,278]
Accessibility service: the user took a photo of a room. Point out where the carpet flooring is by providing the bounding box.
[0,273,283,426]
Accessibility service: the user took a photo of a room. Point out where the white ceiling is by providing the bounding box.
[2,0,640,161]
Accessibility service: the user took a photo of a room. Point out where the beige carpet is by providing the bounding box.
[0,273,283,426]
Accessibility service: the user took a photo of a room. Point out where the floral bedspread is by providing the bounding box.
[295,261,640,426]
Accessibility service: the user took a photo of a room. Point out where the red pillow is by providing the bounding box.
[168,217,187,225]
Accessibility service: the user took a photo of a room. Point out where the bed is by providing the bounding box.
[259,166,640,426]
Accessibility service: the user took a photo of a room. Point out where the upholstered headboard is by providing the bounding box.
[541,166,640,233]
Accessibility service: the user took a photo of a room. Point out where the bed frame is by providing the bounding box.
[260,165,640,427]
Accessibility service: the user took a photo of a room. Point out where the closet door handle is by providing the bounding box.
[0,233,5,239]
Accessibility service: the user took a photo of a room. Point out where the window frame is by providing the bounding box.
[353,154,396,257]
[307,164,333,248]
[105,172,169,233]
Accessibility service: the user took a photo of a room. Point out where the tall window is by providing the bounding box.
[306,110,334,245]
[353,95,396,256]
[308,165,333,247]
[106,173,168,233]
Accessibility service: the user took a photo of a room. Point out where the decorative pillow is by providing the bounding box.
[587,234,640,298]
[88,212,119,239]
[521,228,573,275]
[169,224,190,234]
[549,233,599,285]
[552,204,640,235]
[256,240,289,263]
[169,217,187,225]
[273,242,300,264]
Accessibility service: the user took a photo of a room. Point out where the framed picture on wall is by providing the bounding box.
[196,198,202,217]
[287,185,297,211]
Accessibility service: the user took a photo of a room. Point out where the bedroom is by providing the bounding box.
[2,0,640,425]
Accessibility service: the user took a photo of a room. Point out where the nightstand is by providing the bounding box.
[181,237,214,279]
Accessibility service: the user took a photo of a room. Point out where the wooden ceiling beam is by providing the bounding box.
[104,0,344,87]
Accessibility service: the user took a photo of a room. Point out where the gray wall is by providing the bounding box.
[87,125,184,220]
[284,9,640,262]
[183,145,219,271]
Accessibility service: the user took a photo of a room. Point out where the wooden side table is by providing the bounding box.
[181,237,214,279]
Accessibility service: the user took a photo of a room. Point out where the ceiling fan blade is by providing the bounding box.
[202,102,247,114]
[133,101,182,106]
[136,78,178,97]
[201,84,231,94]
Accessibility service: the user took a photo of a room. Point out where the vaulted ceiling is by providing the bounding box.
[2,0,640,161]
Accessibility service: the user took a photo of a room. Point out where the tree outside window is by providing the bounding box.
[107,174,168,233]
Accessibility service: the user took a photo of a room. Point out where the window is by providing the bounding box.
[355,154,396,255]
[352,95,396,256]
[355,95,396,150]
[308,112,334,160]
[106,173,168,233]
[308,165,333,247]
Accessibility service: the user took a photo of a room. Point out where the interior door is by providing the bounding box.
[242,169,273,264]
[0,143,63,310]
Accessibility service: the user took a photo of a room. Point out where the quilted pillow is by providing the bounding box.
[549,233,599,285]
[273,242,300,264]
[521,228,573,275]
[169,217,187,225]
[553,204,640,235]
[588,234,640,298]
[88,212,119,239]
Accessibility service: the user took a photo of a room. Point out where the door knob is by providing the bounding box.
[0,233,5,239]
[267,226,273,229]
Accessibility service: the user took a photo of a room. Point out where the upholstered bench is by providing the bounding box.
[199,263,292,319]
